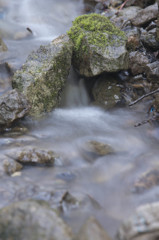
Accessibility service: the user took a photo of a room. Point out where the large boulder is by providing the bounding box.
[12,34,73,117]
[0,200,73,240]
[68,13,128,77]
[0,89,29,126]
[117,202,159,240]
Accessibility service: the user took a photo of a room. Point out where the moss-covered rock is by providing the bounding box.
[68,13,128,77]
[12,34,73,117]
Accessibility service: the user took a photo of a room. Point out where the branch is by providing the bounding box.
[129,88,159,106]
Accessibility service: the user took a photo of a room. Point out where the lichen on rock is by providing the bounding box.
[12,34,73,118]
[68,13,128,77]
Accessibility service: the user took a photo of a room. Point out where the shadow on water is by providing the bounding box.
[1,0,159,238]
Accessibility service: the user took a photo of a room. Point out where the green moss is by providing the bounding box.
[67,13,127,52]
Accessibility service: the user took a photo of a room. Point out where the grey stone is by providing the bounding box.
[110,6,141,29]
[125,0,155,8]
[140,28,159,50]
[129,51,149,75]
[117,202,159,240]
[12,34,73,117]
[156,0,159,41]
[131,3,158,27]
[3,156,23,175]
[92,74,124,109]
[0,200,73,240]
[0,89,29,126]
[146,61,159,82]
[77,217,112,240]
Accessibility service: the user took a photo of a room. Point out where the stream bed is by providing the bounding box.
[1,0,159,238]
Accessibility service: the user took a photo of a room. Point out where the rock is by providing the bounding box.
[125,0,155,8]
[0,89,29,126]
[156,0,159,41]
[12,34,73,117]
[145,61,159,82]
[14,148,58,165]
[126,28,140,51]
[129,51,149,76]
[14,28,33,40]
[68,13,128,77]
[0,37,7,51]
[131,3,158,27]
[92,74,124,109]
[3,156,23,175]
[110,0,122,7]
[0,200,73,240]
[83,140,114,156]
[117,202,159,240]
[81,140,114,162]
[132,168,159,193]
[140,28,159,50]
[59,191,79,213]
[110,6,141,29]
[76,217,112,240]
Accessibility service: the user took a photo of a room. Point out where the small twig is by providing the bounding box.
[119,0,130,11]
[134,118,153,127]
[129,88,159,106]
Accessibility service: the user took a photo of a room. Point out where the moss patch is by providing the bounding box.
[67,13,127,52]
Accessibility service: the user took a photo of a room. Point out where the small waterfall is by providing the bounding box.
[62,67,90,108]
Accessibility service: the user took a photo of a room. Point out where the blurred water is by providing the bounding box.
[0,0,159,238]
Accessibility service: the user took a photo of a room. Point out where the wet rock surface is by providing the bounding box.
[117,202,159,240]
[81,140,114,162]
[68,13,128,77]
[132,168,159,193]
[0,89,29,126]
[12,34,73,117]
[0,200,74,240]
[2,156,23,175]
[0,38,7,52]
[12,148,58,166]
[77,217,112,240]
[92,74,124,109]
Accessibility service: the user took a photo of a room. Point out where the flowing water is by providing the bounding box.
[1,0,159,238]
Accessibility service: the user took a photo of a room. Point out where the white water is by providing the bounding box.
[1,0,159,238]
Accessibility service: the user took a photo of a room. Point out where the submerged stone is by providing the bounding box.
[12,34,73,117]
[0,200,73,240]
[14,148,58,165]
[117,202,159,240]
[77,217,112,240]
[0,37,7,52]
[68,13,128,77]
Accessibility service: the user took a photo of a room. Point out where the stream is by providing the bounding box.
[1,0,159,238]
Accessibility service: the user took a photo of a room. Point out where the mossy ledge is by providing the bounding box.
[67,13,127,52]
